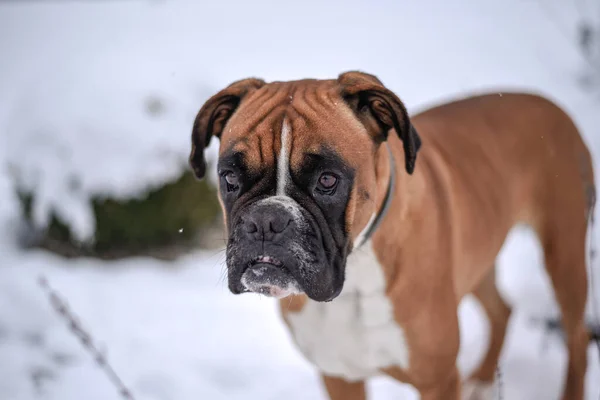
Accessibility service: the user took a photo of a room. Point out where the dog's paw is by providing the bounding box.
[462,380,495,400]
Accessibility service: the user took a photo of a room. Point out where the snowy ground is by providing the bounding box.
[1,0,600,399]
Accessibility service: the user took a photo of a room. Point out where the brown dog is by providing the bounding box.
[189,71,596,399]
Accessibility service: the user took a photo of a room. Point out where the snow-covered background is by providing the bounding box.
[1,0,600,399]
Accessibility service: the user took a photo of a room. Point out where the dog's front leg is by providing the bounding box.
[385,282,462,400]
[321,375,366,400]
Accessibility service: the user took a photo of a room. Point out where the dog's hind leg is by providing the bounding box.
[463,266,511,400]
[321,375,366,400]
[536,209,589,400]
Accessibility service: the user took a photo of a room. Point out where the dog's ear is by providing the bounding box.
[189,78,265,179]
[338,71,421,175]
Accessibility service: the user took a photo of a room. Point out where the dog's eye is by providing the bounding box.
[319,173,337,189]
[316,173,339,195]
[225,172,238,186]
[223,171,240,192]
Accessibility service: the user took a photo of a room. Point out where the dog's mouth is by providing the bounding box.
[252,255,283,267]
[240,255,301,299]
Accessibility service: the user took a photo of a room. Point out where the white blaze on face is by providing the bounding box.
[277,118,292,196]
[252,118,310,279]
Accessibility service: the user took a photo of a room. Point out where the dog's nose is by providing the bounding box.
[243,212,292,241]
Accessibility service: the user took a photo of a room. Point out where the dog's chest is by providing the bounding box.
[286,242,409,381]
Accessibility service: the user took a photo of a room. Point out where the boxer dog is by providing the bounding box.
[189,71,596,400]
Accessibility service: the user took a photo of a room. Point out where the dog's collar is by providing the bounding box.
[354,144,396,249]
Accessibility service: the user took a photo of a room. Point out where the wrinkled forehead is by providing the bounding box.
[218,80,373,172]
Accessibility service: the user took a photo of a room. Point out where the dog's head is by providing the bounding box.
[189,71,420,302]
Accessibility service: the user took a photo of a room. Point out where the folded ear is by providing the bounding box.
[337,71,421,174]
[189,78,265,179]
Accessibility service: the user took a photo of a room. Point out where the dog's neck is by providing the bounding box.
[354,144,396,249]
[369,137,427,245]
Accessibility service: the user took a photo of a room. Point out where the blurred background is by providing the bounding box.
[1,0,600,399]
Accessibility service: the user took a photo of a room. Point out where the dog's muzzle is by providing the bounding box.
[227,196,306,299]
[226,195,343,302]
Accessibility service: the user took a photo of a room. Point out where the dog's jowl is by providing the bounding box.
[190,71,595,400]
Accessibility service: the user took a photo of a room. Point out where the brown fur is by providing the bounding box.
[191,73,595,399]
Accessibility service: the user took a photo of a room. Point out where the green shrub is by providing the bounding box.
[19,170,223,259]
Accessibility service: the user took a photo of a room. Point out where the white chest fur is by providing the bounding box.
[286,241,410,382]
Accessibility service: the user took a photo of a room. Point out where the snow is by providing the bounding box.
[1,0,600,399]
[0,35,218,241]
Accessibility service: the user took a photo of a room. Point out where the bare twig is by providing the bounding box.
[38,275,135,400]
[495,364,504,400]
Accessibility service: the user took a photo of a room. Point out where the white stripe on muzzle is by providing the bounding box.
[277,118,292,196]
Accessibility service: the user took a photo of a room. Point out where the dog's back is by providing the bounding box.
[411,92,595,297]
